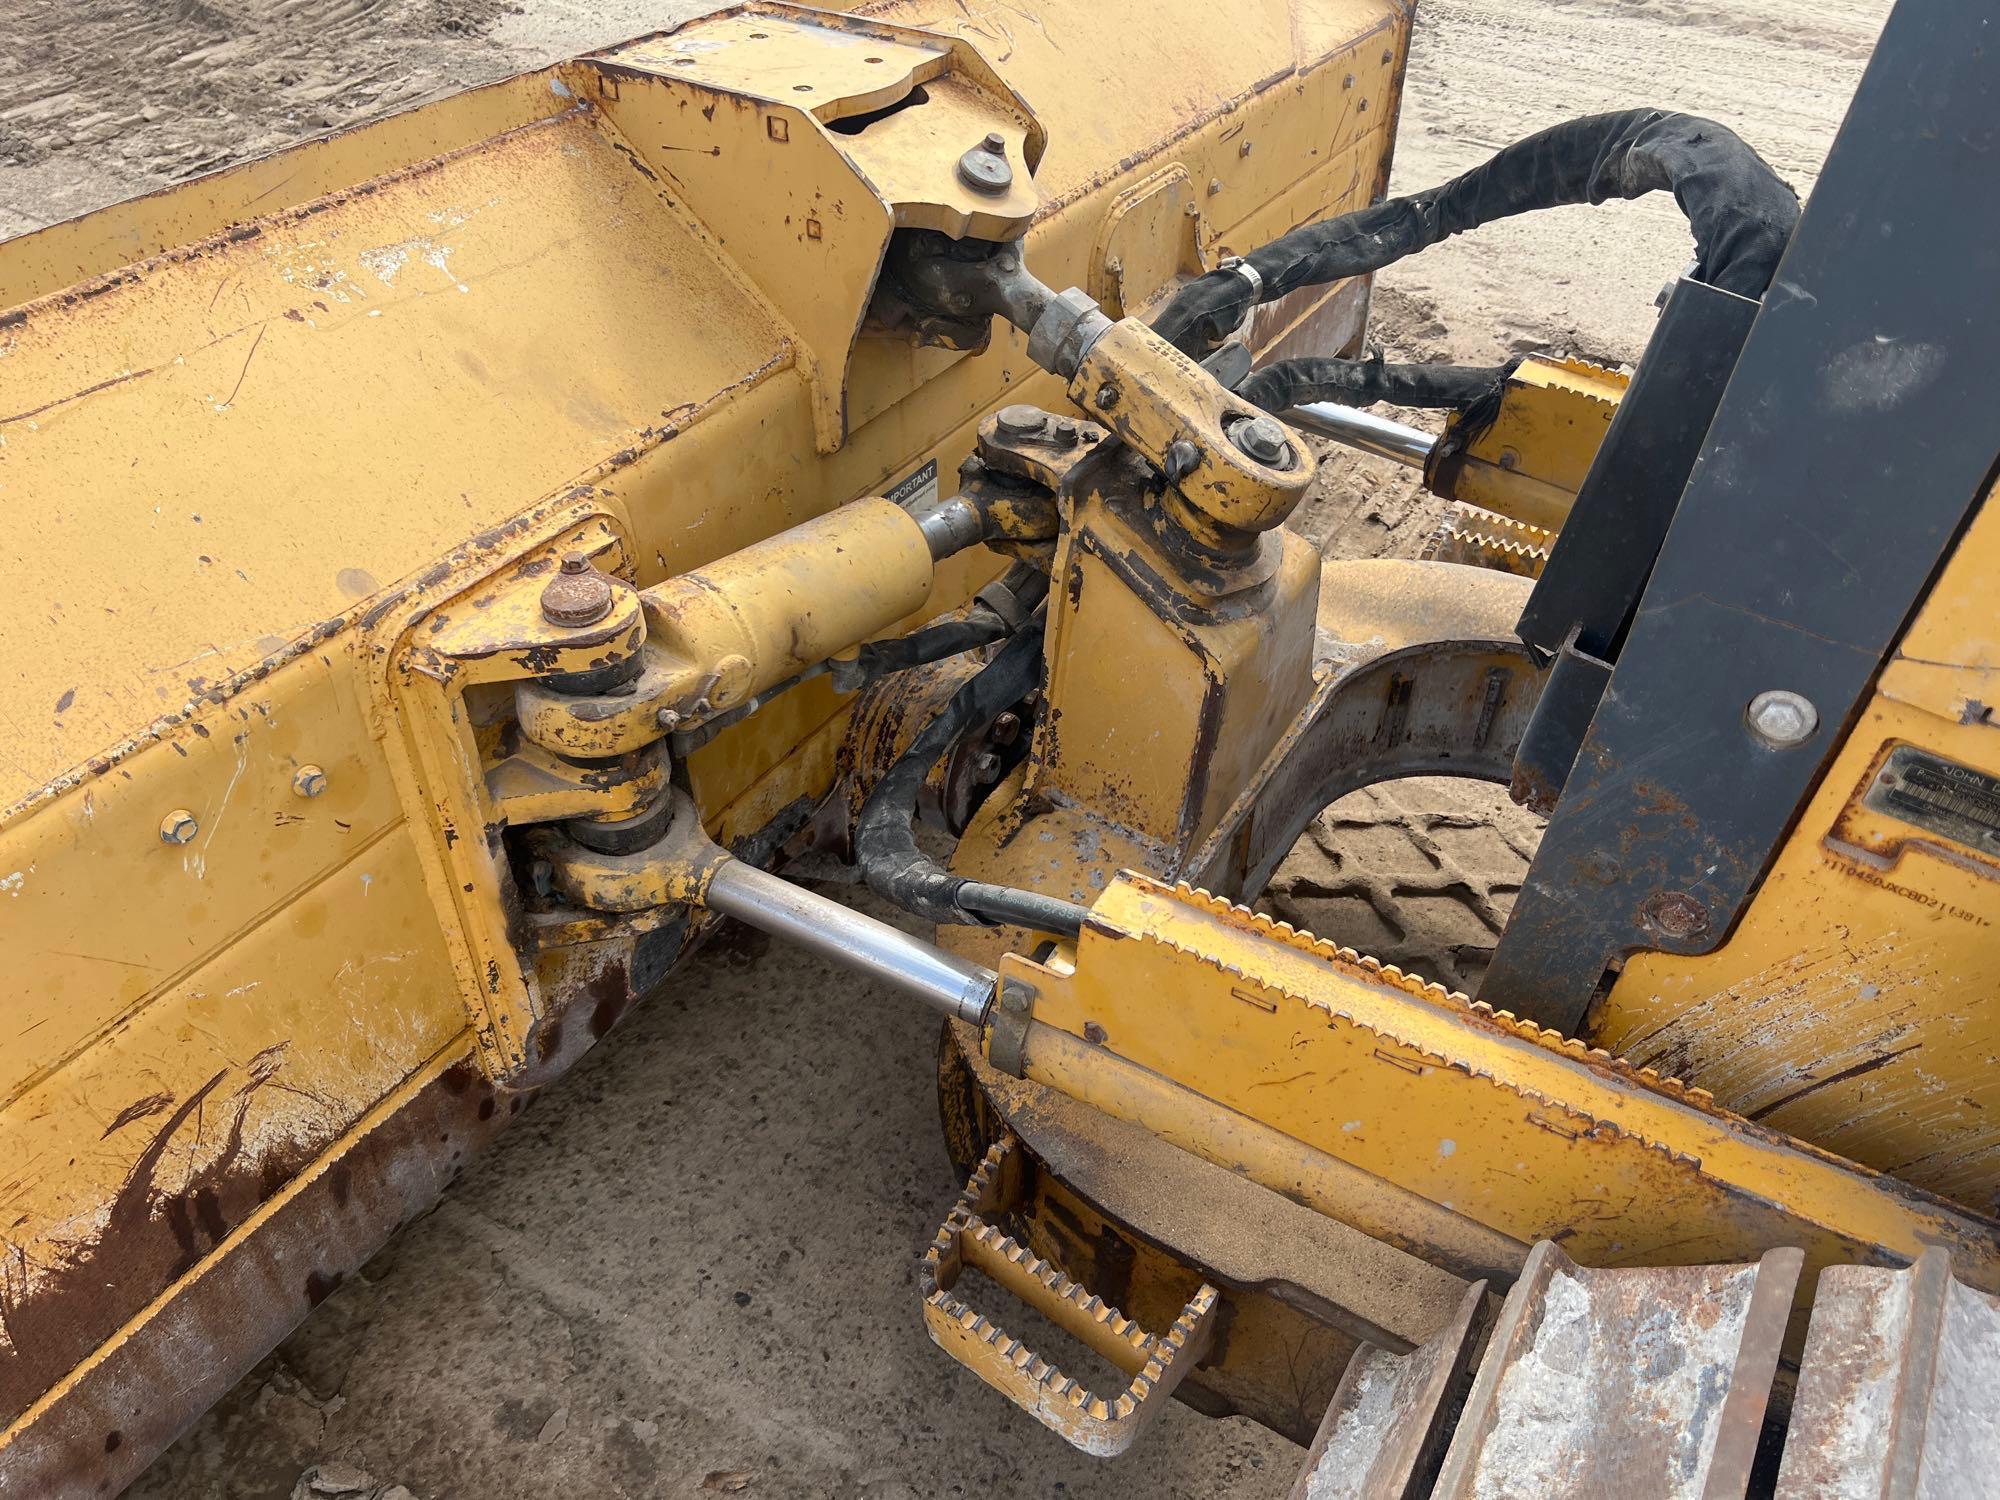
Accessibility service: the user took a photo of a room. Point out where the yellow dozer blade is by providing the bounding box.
[0,1,1409,1490]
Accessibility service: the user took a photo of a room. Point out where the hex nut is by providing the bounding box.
[160,809,199,845]
[1231,414,1293,468]
[1746,689,1819,747]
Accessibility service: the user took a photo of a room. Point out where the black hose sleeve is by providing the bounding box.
[836,564,1050,690]
[1238,354,1520,414]
[849,614,1008,678]
[854,617,1048,927]
[956,882,1089,940]
[1154,109,1799,354]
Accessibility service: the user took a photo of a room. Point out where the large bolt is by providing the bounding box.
[956,132,1013,196]
[541,551,615,628]
[1746,689,1818,748]
[292,764,327,799]
[160,809,199,845]
[1230,414,1293,468]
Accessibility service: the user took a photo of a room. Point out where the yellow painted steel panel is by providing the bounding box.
[0,106,793,815]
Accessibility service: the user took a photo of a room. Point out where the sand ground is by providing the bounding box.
[0,2,1888,1494]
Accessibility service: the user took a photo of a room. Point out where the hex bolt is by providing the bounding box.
[1208,177,1223,196]
[1083,1021,1109,1045]
[972,750,1002,783]
[292,764,327,799]
[956,132,1013,196]
[1238,139,1254,158]
[540,551,616,628]
[992,711,1023,746]
[1231,414,1293,468]
[995,404,1048,438]
[1746,689,1819,748]
[529,858,556,899]
[160,809,199,845]
[1052,418,1079,446]
[1094,383,1120,411]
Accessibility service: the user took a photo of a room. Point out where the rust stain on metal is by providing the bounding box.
[0,1060,327,1426]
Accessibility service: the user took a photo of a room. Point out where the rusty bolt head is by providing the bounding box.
[1642,890,1710,940]
[1051,419,1079,446]
[541,551,616,628]
[1083,1021,1109,1045]
[972,750,1002,783]
[1094,383,1120,411]
[957,133,1013,195]
[996,404,1047,438]
[292,764,327,799]
[992,711,1023,746]
[529,858,555,899]
[1231,415,1293,468]
[1747,689,1819,748]
[159,809,198,845]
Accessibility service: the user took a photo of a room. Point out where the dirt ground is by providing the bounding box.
[0,1,1887,1495]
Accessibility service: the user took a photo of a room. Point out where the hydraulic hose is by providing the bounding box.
[1154,108,1800,355]
[1237,354,1522,416]
[853,615,1089,939]
[835,563,1049,689]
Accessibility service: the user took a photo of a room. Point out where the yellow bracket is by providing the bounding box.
[920,1139,1221,1457]
[1069,318,1317,541]
[1429,355,1626,532]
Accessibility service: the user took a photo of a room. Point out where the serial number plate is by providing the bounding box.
[1862,744,2000,855]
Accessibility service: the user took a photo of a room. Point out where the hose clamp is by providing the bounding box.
[1218,255,1264,301]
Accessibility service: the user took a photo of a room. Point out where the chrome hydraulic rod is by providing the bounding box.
[703,857,996,1025]
[1286,403,1435,469]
